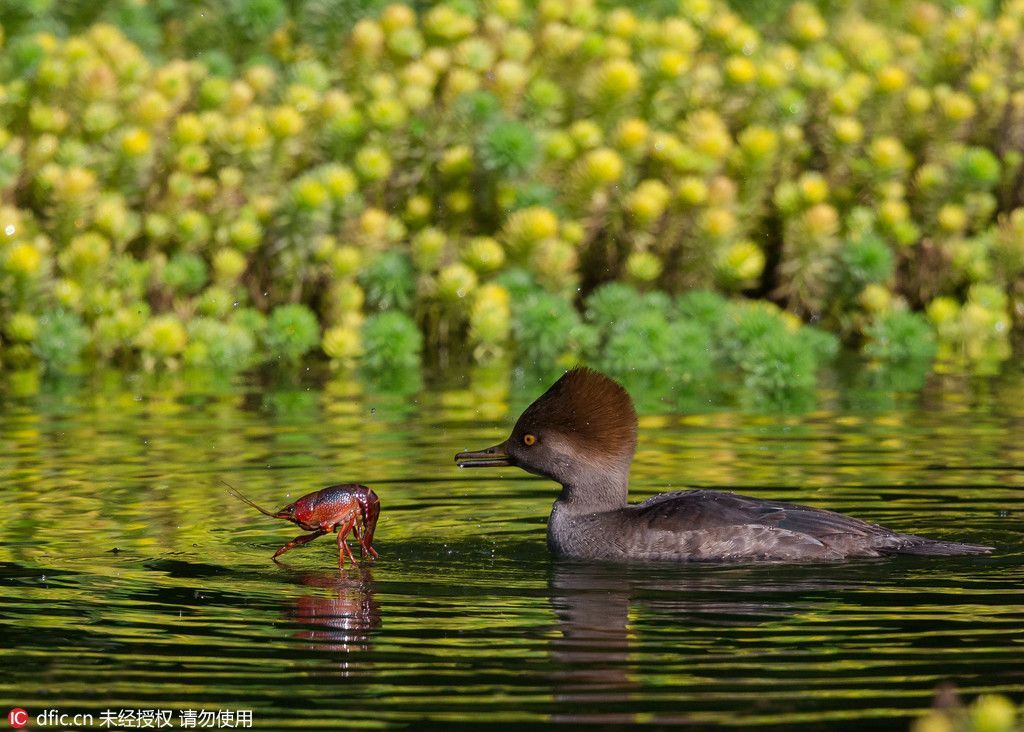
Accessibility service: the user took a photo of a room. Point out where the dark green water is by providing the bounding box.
[1,368,1022,729]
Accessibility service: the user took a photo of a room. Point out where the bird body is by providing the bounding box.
[457,368,992,562]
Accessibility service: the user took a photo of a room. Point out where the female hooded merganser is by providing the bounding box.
[455,368,993,562]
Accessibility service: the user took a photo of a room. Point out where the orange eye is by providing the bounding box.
[523,434,537,446]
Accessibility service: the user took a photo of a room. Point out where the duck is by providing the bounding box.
[455,367,993,562]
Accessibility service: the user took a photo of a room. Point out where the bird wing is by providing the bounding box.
[627,490,895,560]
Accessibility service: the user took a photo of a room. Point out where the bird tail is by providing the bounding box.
[894,536,994,556]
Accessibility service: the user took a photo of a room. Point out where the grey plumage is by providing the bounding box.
[548,489,993,562]
[458,368,995,563]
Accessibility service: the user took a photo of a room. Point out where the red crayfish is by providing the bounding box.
[224,480,380,567]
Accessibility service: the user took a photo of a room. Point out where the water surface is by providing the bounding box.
[1,369,1022,729]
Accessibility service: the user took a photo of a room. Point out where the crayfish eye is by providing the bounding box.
[523,434,537,446]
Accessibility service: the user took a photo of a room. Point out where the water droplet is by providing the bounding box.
[4,224,14,236]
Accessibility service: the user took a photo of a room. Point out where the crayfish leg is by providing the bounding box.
[336,520,358,568]
[273,530,327,560]
[352,525,379,559]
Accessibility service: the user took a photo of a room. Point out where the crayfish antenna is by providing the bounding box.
[220,478,279,518]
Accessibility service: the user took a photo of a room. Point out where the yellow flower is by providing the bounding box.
[213,248,247,282]
[656,49,689,78]
[569,120,603,149]
[626,179,670,225]
[724,56,757,85]
[798,172,829,203]
[367,97,408,129]
[937,204,967,232]
[229,218,263,251]
[244,64,277,96]
[470,284,511,345]
[3,242,42,276]
[531,238,577,288]
[174,113,206,145]
[380,4,416,33]
[330,246,362,277]
[717,240,765,284]
[614,118,649,153]
[323,326,363,362]
[331,281,365,314]
[133,90,171,125]
[503,206,559,255]
[412,227,447,271]
[54,278,83,309]
[351,19,385,56]
[830,116,863,145]
[462,236,506,272]
[438,262,478,301]
[438,145,473,177]
[226,80,255,114]
[905,86,931,114]
[802,203,839,238]
[590,58,640,102]
[859,284,892,313]
[701,207,737,238]
[121,127,152,157]
[355,146,393,181]
[677,176,709,206]
[868,136,911,172]
[581,147,624,185]
[268,106,305,138]
[137,315,188,358]
[605,8,637,37]
[738,125,779,161]
[625,251,662,282]
[57,166,97,201]
[940,91,976,122]
[442,188,473,214]
[322,165,357,200]
[876,65,908,92]
[927,296,960,325]
[493,60,529,99]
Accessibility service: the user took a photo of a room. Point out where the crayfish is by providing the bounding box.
[224,480,380,567]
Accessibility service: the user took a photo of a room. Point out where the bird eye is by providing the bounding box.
[523,434,537,446]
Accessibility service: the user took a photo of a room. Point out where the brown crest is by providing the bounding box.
[514,367,638,459]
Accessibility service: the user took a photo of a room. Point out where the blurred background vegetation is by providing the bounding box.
[0,0,1023,406]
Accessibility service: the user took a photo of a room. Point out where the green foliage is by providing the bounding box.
[494,268,541,303]
[184,318,255,372]
[262,304,320,364]
[361,311,422,371]
[840,231,894,293]
[226,0,286,46]
[954,147,1001,191]
[0,0,1020,391]
[33,309,88,373]
[512,292,592,366]
[359,251,415,311]
[864,311,937,368]
[585,283,671,332]
[863,310,937,390]
[477,120,539,178]
[162,253,208,296]
[675,290,730,330]
[739,332,818,408]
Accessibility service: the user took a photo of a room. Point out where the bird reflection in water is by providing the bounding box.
[547,561,872,725]
[548,563,635,725]
[278,564,381,659]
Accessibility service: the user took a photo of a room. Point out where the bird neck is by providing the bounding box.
[555,459,630,513]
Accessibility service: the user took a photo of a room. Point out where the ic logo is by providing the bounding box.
[8,708,28,729]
